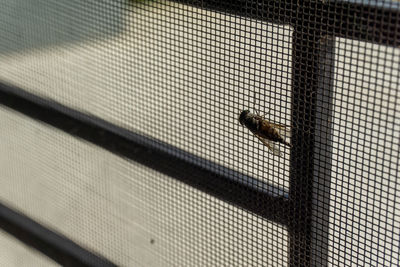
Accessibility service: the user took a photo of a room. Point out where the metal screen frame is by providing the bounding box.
[0,0,399,266]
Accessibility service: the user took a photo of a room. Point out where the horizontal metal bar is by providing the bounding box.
[0,82,290,224]
[326,1,400,46]
[175,0,400,46]
[0,202,117,267]
[174,0,294,24]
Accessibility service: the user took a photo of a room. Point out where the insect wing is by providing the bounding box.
[254,133,282,156]
[267,121,291,139]
[255,115,291,139]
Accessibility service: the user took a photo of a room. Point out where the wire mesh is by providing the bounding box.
[0,0,399,266]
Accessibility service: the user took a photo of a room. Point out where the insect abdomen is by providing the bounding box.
[259,121,288,144]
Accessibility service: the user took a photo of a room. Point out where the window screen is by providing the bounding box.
[0,0,399,266]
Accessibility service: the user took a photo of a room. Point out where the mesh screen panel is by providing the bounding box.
[0,105,288,266]
[0,0,399,266]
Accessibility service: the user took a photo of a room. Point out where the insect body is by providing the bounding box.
[239,110,291,156]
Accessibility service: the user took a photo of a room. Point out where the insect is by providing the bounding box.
[239,110,291,156]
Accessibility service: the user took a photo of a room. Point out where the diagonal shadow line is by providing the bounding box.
[0,81,290,224]
[0,202,117,267]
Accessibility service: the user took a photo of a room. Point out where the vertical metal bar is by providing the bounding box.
[289,20,335,265]
[310,36,335,266]
[288,29,320,266]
